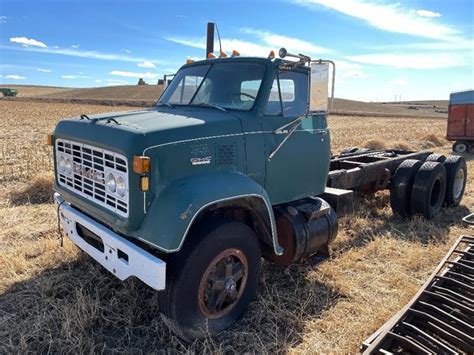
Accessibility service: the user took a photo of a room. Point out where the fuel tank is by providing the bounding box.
[270,197,338,266]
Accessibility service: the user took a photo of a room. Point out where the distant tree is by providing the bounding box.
[137,78,146,85]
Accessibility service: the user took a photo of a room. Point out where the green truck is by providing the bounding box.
[51,48,467,340]
[0,88,18,97]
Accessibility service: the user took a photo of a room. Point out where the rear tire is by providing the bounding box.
[426,153,446,163]
[411,162,447,219]
[452,141,470,154]
[158,221,261,341]
[444,156,467,207]
[390,159,423,218]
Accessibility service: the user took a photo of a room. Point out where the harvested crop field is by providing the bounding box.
[6,85,448,118]
[0,100,472,353]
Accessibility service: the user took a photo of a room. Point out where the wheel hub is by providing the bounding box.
[198,248,248,319]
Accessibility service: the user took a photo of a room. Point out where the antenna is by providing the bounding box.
[214,22,223,53]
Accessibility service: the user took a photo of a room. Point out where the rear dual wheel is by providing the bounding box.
[390,156,467,219]
[411,162,447,219]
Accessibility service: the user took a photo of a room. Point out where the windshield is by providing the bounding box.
[159,62,265,111]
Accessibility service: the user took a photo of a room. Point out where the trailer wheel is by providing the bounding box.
[390,159,423,218]
[158,221,261,341]
[426,153,446,163]
[444,156,467,207]
[411,162,447,219]
[452,141,470,154]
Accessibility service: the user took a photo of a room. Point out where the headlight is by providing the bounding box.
[116,176,126,197]
[64,157,72,174]
[58,156,66,172]
[106,173,116,193]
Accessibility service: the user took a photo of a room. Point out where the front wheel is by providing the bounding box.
[159,221,261,341]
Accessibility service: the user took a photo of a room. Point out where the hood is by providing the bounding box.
[54,106,244,155]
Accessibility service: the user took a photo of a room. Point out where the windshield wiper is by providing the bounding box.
[157,102,174,108]
[194,103,227,112]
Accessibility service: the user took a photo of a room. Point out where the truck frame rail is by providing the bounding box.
[328,149,431,191]
[362,235,474,354]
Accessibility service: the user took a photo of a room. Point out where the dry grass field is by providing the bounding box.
[0,100,472,353]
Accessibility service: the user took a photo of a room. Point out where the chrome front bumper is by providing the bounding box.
[55,192,166,290]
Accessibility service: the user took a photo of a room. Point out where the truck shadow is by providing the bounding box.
[0,254,342,353]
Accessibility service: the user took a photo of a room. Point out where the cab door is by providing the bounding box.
[262,70,330,205]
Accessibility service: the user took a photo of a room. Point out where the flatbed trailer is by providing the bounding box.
[361,235,474,354]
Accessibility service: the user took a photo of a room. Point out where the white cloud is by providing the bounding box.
[342,69,367,78]
[106,79,130,86]
[5,74,26,80]
[165,36,206,50]
[36,68,52,72]
[415,9,441,18]
[138,61,156,68]
[388,78,408,86]
[0,16,7,23]
[123,49,131,53]
[242,28,332,54]
[165,28,331,58]
[95,80,103,83]
[10,36,47,48]
[346,53,469,69]
[293,0,457,41]
[109,70,158,79]
[1,44,165,64]
[61,74,90,79]
[71,44,79,48]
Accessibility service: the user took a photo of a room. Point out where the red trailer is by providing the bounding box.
[447,89,474,153]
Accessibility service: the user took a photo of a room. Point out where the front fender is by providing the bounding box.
[138,172,282,254]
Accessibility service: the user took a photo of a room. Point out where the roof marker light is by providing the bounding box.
[207,52,216,59]
[268,50,275,59]
[186,58,194,64]
[231,50,240,57]
[219,50,228,58]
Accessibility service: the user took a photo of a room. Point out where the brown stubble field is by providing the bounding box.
[0,99,472,353]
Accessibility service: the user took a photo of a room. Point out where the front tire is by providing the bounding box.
[159,221,261,341]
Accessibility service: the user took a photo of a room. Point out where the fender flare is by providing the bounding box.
[139,172,283,255]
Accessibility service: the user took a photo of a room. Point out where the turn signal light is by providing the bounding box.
[47,134,54,146]
[219,51,228,58]
[207,52,216,59]
[231,50,240,57]
[133,156,150,174]
[268,50,275,59]
[140,176,149,192]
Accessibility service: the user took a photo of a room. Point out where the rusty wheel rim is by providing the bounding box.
[198,248,248,319]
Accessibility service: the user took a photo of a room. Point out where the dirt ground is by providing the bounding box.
[0,100,472,353]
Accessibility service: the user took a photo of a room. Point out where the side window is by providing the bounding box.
[264,78,282,115]
[264,71,308,117]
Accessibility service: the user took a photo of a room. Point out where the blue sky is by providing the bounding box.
[0,0,472,101]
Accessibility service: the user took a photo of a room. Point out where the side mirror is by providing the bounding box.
[310,62,329,112]
[279,48,287,58]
